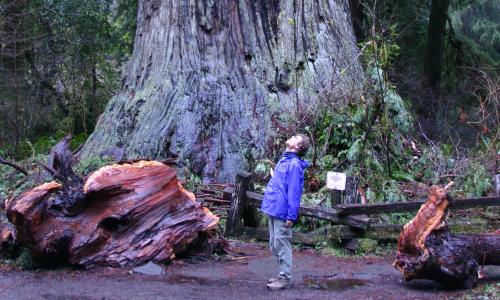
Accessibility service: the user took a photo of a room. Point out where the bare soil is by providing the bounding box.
[0,241,498,300]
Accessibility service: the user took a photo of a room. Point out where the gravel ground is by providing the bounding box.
[0,241,498,300]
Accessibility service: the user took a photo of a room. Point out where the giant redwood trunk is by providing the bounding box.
[81,0,363,181]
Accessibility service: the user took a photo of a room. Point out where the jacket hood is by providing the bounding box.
[281,152,311,169]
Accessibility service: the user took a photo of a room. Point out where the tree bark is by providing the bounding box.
[81,0,364,182]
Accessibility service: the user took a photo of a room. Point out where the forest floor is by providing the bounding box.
[0,240,499,300]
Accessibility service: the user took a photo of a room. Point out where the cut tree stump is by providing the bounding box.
[393,186,500,288]
[5,159,221,268]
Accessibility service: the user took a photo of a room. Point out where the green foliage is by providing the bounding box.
[460,162,493,197]
[381,212,415,225]
[310,65,413,202]
[16,248,37,270]
[0,0,137,159]
[253,160,274,182]
[463,282,500,300]
[319,245,350,257]
[74,155,115,176]
[355,239,378,254]
[178,160,203,191]
[451,0,500,64]
[15,247,67,270]
[361,25,401,69]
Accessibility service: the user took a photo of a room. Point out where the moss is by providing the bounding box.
[16,248,37,270]
[326,225,349,245]
[365,229,400,241]
[74,155,115,176]
[449,222,492,235]
[320,246,350,257]
[15,248,68,270]
[356,239,378,253]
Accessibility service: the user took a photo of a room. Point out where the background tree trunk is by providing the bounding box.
[424,0,450,90]
[0,0,28,147]
[81,0,364,182]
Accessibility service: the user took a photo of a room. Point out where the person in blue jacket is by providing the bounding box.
[261,134,311,290]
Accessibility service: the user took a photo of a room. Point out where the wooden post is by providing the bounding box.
[225,172,252,236]
[343,176,359,204]
[495,154,499,196]
[330,190,342,206]
[495,174,500,196]
[242,176,260,228]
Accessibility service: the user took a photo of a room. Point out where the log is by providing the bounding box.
[5,160,221,268]
[245,191,370,230]
[337,196,500,215]
[393,186,500,288]
[238,225,357,246]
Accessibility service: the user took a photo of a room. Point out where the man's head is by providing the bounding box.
[285,134,310,157]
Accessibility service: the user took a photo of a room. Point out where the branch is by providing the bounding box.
[0,157,28,176]
[35,160,65,182]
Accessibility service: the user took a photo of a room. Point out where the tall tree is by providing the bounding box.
[424,0,450,89]
[82,0,364,182]
[0,0,137,157]
[0,0,28,147]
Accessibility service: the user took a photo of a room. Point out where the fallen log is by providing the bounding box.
[393,186,500,288]
[5,159,221,268]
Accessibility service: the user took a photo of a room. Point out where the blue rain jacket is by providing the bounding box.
[261,152,310,222]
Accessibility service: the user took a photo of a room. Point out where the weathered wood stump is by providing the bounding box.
[4,159,221,268]
[393,186,500,288]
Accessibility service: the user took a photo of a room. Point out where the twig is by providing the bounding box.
[444,181,455,191]
[0,157,28,176]
[35,160,65,182]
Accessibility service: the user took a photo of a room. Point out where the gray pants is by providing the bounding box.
[268,216,292,280]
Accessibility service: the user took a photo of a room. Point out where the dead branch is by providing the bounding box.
[0,157,28,176]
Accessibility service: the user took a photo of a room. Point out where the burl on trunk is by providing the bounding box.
[394,186,500,288]
[4,158,220,268]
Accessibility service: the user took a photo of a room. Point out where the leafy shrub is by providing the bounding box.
[460,162,493,197]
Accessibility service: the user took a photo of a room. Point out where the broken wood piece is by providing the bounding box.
[393,186,500,288]
[6,160,221,268]
[202,198,231,204]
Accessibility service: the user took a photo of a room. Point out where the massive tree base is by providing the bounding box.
[393,186,500,288]
[4,152,221,268]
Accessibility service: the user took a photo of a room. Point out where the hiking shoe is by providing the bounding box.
[267,276,280,283]
[266,278,292,290]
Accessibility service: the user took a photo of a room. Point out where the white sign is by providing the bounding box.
[326,172,346,191]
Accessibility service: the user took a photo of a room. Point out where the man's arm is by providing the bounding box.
[286,162,304,224]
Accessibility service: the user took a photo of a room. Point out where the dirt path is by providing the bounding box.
[0,241,498,300]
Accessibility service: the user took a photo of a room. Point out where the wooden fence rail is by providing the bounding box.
[223,172,500,245]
